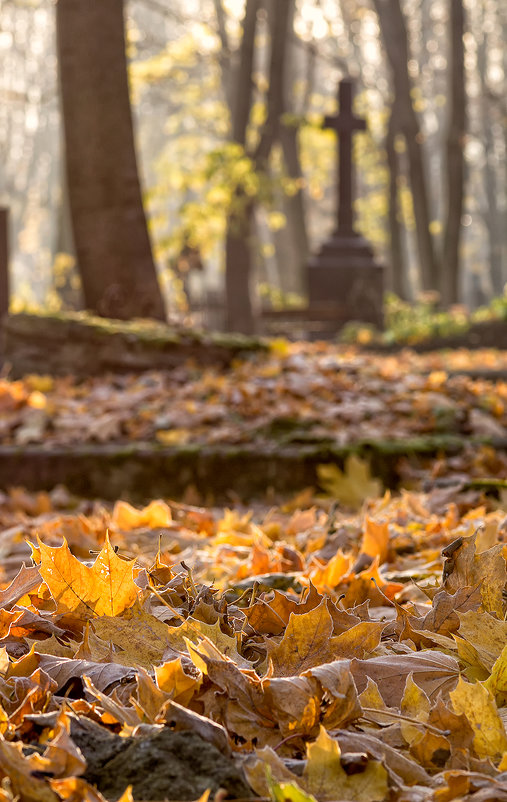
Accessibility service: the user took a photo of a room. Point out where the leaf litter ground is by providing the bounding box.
[2,479,507,801]
[3,343,507,448]
[3,343,507,801]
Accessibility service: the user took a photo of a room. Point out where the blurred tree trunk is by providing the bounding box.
[224,0,259,334]
[441,0,466,306]
[279,124,308,295]
[385,102,406,298]
[373,0,439,294]
[56,0,166,321]
[225,0,294,332]
[278,0,308,296]
[477,12,504,296]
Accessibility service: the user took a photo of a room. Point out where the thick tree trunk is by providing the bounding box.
[280,124,308,295]
[477,14,504,296]
[0,208,9,323]
[278,0,308,296]
[224,0,258,334]
[56,0,166,321]
[373,0,439,294]
[385,104,406,298]
[441,0,466,306]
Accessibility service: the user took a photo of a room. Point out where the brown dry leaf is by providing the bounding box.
[0,564,41,610]
[92,604,174,670]
[303,660,362,729]
[35,653,135,694]
[427,697,474,761]
[131,666,169,723]
[43,710,86,778]
[409,729,451,771]
[457,609,507,671]
[267,599,334,677]
[38,534,138,618]
[263,676,321,738]
[0,737,58,802]
[166,617,251,668]
[444,533,506,617]
[423,585,482,636]
[197,656,276,744]
[329,621,386,660]
[349,651,460,706]
[244,583,322,636]
[82,676,140,728]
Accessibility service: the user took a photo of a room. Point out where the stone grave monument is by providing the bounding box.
[306,79,384,331]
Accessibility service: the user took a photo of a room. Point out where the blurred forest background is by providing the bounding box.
[0,0,506,330]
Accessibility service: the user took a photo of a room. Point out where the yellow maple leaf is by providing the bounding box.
[303,726,388,801]
[317,455,382,509]
[450,676,507,759]
[485,644,507,705]
[267,600,334,677]
[38,534,138,619]
[400,673,430,746]
[111,499,172,530]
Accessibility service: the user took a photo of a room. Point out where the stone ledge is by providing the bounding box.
[0,435,497,502]
[1,312,266,378]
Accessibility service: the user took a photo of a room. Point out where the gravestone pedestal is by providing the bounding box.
[308,231,384,329]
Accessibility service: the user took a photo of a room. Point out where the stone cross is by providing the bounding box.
[0,208,8,323]
[323,79,366,234]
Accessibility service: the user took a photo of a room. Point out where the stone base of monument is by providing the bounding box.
[307,232,384,332]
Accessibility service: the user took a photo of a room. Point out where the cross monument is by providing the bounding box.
[324,80,366,234]
[306,78,384,333]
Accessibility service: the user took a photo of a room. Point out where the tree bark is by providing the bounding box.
[0,208,9,324]
[56,0,166,321]
[477,8,504,296]
[279,123,308,294]
[441,0,466,305]
[224,0,259,334]
[278,0,308,296]
[373,0,439,294]
[385,103,406,298]
[225,0,294,333]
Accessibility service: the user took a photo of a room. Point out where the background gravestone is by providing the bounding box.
[307,79,384,331]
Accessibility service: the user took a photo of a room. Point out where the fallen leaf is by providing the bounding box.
[303,725,388,801]
[267,600,334,676]
[317,455,382,510]
[450,676,507,759]
[38,534,138,618]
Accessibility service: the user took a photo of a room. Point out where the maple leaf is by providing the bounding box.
[317,455,382,509]
[0,737,58,802]
[443,532,506,617]
[450,676,507,759]
[267,600,334,676]
[38,533,138,618]
[304,726,388,802]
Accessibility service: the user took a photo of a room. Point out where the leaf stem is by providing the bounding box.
[360,706,449,736]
